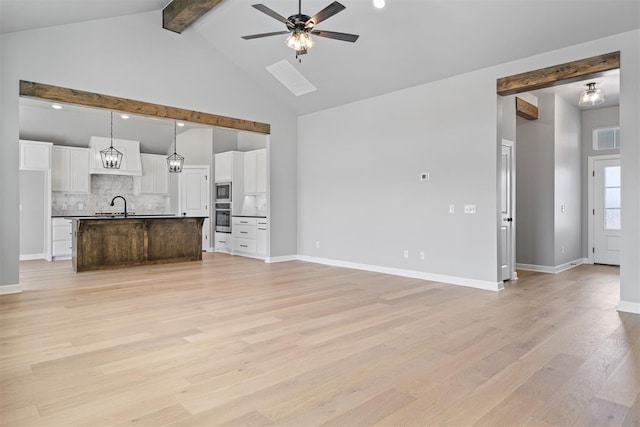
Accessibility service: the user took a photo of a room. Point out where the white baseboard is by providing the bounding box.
[516,258,585,274]
[0,284,22,295]
[20,253,45,261]
[297,255,503,292]
[617,300,640,314]
[265,255,298,263]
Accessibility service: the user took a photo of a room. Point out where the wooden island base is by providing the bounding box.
[71,216,206,272]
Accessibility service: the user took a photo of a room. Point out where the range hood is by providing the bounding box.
[89,136,142,176]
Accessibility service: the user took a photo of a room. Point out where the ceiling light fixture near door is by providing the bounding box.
[167,121,184,173]
[579,82,605,107]
[100,111,123,169]
[373,0,386,9]
[242,0,359,62]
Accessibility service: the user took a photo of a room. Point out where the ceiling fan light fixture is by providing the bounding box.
[578,82,605,107]
[286,30,314,53]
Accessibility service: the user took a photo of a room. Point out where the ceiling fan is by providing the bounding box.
[241,0,359,61]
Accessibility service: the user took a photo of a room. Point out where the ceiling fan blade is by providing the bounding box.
[251,4,294,27]
[311,30,359,42]
[308,1,346,26]
[242,30,291,40]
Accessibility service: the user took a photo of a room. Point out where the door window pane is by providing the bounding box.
[605,188,621,209]
[605,166,621,187]
[605,209,621,230]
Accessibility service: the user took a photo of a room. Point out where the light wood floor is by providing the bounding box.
[1,254,638,426]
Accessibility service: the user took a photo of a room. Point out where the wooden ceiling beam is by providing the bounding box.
[163,0,224,34]
[19,81,270,134]
[497,51,620,96]
[515,97,538,120]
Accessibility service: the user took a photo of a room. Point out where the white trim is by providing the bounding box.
[617,300,640,314]
[0,285,22,295]
[587,154,620,264]
[298,255,504,291]
[20,253,46,261]
[265,255,298,263]
[516,258,585,274]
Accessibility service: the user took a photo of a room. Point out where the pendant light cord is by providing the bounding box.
[174,121,177,154]
[110,111,114,148]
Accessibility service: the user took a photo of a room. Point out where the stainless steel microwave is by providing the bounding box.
[215,182,231,202]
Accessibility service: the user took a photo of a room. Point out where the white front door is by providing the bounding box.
[592,157,621,265]
[500,140,515,281]
[179,166,210,250]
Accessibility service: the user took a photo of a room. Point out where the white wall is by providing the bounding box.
[238,132,267,151]
[176,128,214,167]
[19,170,45,256]
[1,11,299,290]
[554,95,582,265]
[515,94,555,267]
[298,67,500,288]
[298,30,640,308]
[581,106,620,257]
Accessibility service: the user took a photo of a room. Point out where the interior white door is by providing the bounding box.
[179,166,210,250]
[593,158,621,265]
[500,140,515,281]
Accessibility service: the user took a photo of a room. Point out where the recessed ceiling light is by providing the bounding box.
[373,0,386,9]
[120,114,130,119]
[176,122,185,127]
[51,103,63,110]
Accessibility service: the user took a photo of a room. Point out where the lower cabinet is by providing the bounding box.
[52,218,72,260]
[215,232,231,253]
[231,216,267,259]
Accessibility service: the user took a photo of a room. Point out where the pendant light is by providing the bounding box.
[167,121,184,173]
[578,82,605,107]
[100,111,123,169]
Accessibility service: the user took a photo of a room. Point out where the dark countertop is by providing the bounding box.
[65,215,208,220]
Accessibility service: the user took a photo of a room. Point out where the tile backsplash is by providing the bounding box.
[52,175,170,216]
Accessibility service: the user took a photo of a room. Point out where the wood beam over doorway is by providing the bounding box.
[162,0,224,34]
[515,97,538,120]
[19,81,270,134]
[497,51,620,96]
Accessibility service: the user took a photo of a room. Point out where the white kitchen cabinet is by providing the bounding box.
[257,218,267,256]
[139,154,169,194]
[256,149,267,193]
[51,217,72,260]
[52,146,90,193]
[215,232,231,253]
[231,216,267,259]
[214,151,245,182]
[243,149,267,194]
[20,140,52,171]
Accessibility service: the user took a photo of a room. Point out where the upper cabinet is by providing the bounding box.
[214,151,244,183]
[20,140,52,171]
[52,146,90,193]
[138,154,169,195]
[244,149,267,194]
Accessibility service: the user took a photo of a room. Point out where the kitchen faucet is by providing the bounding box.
[110,195,128,217]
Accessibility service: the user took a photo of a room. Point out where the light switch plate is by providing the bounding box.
[464,204,476,214]
[420,172,430,181]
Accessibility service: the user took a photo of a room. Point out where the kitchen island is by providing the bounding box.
[69,216,206,272]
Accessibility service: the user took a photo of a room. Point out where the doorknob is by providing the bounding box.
[503,217,513,222]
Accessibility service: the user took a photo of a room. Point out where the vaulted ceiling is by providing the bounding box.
[2,0,638,115]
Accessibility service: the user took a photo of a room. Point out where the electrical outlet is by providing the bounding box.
[420,251,425,260]
[561,244,565,254]
[420,172,430,181]
[449,204,455,214]
[464,204,476,214]
[403,250,409,259]
[315,241,320,249]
